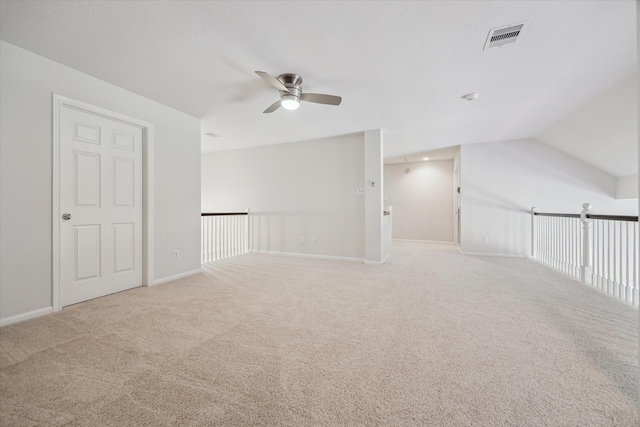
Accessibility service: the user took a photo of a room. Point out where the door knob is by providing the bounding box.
[62,213,72,220]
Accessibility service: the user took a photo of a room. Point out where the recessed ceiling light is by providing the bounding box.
[422,157,430,161]
[462,93,478,101]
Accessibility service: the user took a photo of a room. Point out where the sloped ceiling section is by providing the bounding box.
[0,0,636,171]
[536,73,638,178]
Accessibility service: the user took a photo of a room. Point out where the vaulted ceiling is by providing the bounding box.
[1,1,636,176]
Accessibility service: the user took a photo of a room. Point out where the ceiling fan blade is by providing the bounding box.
[263,100,281,113]
[301,93,342,106]
[255,71,291,93]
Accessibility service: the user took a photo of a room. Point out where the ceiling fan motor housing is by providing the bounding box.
[279,73,303,100]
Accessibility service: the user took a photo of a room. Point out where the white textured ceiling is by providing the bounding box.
[0,1,636,174]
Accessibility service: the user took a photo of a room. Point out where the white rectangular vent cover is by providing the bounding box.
[484,22,527,50]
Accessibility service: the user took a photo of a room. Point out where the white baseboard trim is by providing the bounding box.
[459,250,528,258]
[394,239,455,244]
[364,252,391,265]
[252,250,363,263]
[152,268,202,286]
[1,306,53,327]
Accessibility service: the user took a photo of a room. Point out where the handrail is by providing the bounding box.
[201,212,248,216]
[588,214,637,222]
[533,212,637,222]
[533,212,579,218]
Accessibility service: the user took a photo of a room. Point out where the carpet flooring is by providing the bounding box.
[0,242,637,426]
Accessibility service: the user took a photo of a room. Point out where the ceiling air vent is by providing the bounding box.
[483,21,527,50]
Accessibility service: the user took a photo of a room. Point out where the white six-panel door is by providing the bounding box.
[60,106,142,306]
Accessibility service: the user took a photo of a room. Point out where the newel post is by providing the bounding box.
[580,203,593,285]
[531,207,538,259]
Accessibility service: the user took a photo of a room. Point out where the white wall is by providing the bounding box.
[616,174,638,199]
[0,42,201,322]
[384,160,454,243]
[364,130,384,263]
[201,133,365,260]
[460,139,638,257]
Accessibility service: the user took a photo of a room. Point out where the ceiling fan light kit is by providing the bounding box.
[281,94,300,110]
[255,71,342,113]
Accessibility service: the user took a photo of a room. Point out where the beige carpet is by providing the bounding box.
[1,242,637,426]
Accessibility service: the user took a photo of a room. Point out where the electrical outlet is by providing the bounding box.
[357,188,365,195]
[482,236,489,244]
[299,236,305,244]
[312,237,317,244]
[173,250,180,259]
[407,228,411,233]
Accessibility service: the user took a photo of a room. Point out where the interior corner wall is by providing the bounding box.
[0,41,201,321]
[616,174,639,199]
[384,160,454,243]
[201,133,365,259]
[460,139,638,257]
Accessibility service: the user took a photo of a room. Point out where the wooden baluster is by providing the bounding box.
[633,222,640,306]
[204,217,208,263]
[214,216,219,261]
[206,217,210,263]
[531,207,537,259]
[205,216,210,263]
[625,222,633,304]
[564,217,569,274]
[233,216,237,257]
[592,220,596,288]
[245,208,250,254]
[607,221,612,295]
[552,217,557,269]
[545,217,550,266]
[201,217,205,264]
[224,216,229,259]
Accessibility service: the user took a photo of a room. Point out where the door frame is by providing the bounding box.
[52,94,154,312]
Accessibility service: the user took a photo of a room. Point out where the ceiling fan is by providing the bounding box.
[255,71,342,113]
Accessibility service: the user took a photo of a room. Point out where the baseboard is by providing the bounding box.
[1,306,53,327]
[364,252,391,265]
[251,250,363,263]
[393,239,454,244]
[152,268,202,286]
[459,250,528,258]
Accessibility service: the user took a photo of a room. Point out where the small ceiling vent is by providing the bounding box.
[483,21,527,50]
